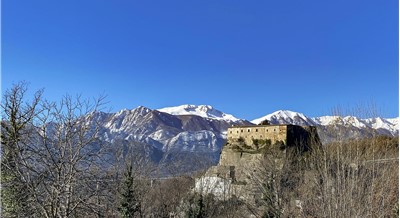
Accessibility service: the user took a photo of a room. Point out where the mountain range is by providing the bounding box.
[84,104,397,173]
[251,109,398,136]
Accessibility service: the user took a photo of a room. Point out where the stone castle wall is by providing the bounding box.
[227,125,288,146]
[227,125,320,150]
[219,148,263,182]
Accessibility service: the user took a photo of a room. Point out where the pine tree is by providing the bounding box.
[260,119,270,125]
[187,193,206,218]
[119,163,141,218]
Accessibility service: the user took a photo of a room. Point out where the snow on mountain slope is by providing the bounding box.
[75,105,397,174]
[386,118,399,129]
[157,104,241,122]
[251,110,317,126]
[312,116,398,135]
[166,130,221,152]
[364,117,398,135]
[252,110,399,136]
[312,116,368,128]
[89,105,250,154]
[311,116,341,126]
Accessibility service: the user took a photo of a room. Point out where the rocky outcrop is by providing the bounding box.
[195,124,320,200]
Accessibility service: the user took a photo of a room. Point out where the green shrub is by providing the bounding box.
[252,139,259,146]
[231,144,242,151]
[242,144,253,150]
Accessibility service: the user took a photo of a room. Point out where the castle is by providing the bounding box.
[195,124,320,200]
[227,124,320,150]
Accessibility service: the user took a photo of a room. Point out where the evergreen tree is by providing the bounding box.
[119,163,141,218]
[260,119,270,125]
[187,193,206,218]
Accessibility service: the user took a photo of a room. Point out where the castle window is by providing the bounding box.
[241,130,243,133]
[237,131,239,133]
[274,129,276,132]
[266,129,268,132]
[230,131,232,133]
[256,129,258,132]
[248,129,250,132]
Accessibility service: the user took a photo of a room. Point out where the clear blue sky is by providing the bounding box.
[2,0,399,120]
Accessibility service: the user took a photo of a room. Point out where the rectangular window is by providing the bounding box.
[248,129,250,132]
[241,130,243,133]
[256,129,258,132]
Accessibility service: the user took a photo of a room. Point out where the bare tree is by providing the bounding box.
[29,94,110,217]
[303,136,398,217]
[245,146,308,218]
[300,106,399,217]
[143,176,194,217]
[1,81,43,217]
[1,82,115,217]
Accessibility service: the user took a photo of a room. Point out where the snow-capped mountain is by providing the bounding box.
[364,117,398,131]
[78,106,398,174]
[251,110,399,137]
[158,104,241,122]
[6,104,398,175]
[82,105,253,173]
[98,106,398,154]
[251,110,317,126]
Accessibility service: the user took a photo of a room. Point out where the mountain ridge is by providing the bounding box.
[157,104,242,122]
[250,109,398,136]
[80,105,398,174]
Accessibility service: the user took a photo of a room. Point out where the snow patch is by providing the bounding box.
[157,104,241,122]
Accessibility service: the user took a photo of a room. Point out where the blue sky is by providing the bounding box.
[3,0,399,120]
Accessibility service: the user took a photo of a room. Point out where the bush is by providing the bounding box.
[231,144,242,151]
[252,139,259,146]
[242,144,253,150]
